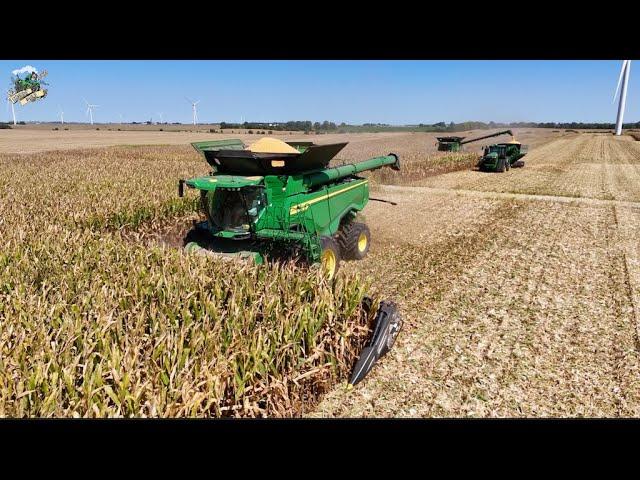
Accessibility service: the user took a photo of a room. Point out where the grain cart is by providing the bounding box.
[477,139,527,172]
[436,129,514,152]
[178,137,403,385]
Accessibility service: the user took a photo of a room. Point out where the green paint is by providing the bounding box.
[182,142,399,264]
[478,143,527,172]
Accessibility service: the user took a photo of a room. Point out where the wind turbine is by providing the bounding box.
[186,97,200,125]
[7,97,16,125]
[58,106,64,125]
[119,113,124,124]
[83,98,99,125]
[157,112,164,124]
[613,60,632,136]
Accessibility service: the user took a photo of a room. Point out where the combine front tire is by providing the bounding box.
[497,158,506,173]
[320,236,341,280]
[338,221,371,260]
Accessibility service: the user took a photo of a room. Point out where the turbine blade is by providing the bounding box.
[613,60,629,103]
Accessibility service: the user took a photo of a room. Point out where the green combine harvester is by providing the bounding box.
[178,137,403,385]
[436,129,514,152]
[436,129,528,173]
[180,137,400,279]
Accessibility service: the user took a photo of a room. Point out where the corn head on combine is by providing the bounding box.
[179,137,403,384]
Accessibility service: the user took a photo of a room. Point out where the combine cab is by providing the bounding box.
[7,69,48,105]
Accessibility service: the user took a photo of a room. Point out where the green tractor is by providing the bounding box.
[178,137,403,385]
[477,140,527,172]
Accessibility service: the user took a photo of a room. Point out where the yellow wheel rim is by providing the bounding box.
[321,249,337,280]
[358,232,368,252]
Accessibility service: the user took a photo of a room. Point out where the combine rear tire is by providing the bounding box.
[338,221,371,260]
[320,236,341,280]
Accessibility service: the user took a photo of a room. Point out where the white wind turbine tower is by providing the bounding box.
[186,97,200,125]
[7,97,16,125]
[83,98,99,125]
[157,112,164,124]
[613,60,632,136]
[58,106,64,125]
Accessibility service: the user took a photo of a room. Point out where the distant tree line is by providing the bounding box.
[216,119,640,133]
[415,121,640,132]
[219,120,348,132]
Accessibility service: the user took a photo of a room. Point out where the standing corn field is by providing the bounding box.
[0,146,375,417]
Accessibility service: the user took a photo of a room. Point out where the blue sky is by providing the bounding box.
[1,60,636,124]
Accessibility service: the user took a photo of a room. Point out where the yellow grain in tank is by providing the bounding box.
[246,137,300,154]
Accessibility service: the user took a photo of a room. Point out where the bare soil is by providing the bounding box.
[312,134,640,417]
[0,126,561,155]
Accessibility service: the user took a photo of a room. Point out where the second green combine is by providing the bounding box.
[436,129,528,172]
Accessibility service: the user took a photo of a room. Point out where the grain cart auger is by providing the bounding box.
[436,129,514,152]
[178,137,404,385]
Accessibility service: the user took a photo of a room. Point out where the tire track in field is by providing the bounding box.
[314,196,640,416]
[377,184,640,210]
[311,196,527,416]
